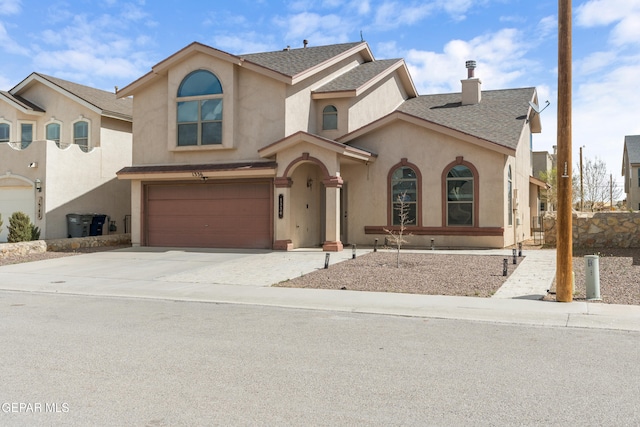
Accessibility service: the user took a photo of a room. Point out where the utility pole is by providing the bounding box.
[580,146,584,211]
[556,0,573,302]
[610,173,613,210]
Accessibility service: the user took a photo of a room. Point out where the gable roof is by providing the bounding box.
[340,87,537,155]
[624,135,640,165]
[10,73,132,121]
[312,58,417,99]
[0,90,46,114]
[117,41,379,96]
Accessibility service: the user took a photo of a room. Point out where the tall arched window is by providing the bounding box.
[46,123,61,146]
[390,165,418,226]
[507,166,513,226]
[0,122,10,143]
[322,105,338,130]
[177,70,223,146]
[73,120,89,152]
[446,165,474,226]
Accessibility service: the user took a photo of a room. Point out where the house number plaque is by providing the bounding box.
[278,194,284,219]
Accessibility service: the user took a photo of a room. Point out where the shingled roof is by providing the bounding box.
[13,73,132,121]
[624,135,640,165]
[313,59,403,94]
[396,87,536,150]
[0,91,46,112]
[239,42,364,78]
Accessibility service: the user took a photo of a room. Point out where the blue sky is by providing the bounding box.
[1,0,638,184]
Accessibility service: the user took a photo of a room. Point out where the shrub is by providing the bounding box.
[7,212,35,243]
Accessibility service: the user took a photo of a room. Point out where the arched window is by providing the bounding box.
[0,122,10,143]
[177,70,223,146]
[46,123,61,146]
[20,122,34,149]
[507,166,513,226]
[322,105,338,130]
[446,164,474,226]
[73,120,89,152]
[390,165,418,226]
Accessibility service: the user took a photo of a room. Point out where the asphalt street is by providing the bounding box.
[1,291,639,426]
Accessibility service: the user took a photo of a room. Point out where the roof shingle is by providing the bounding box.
[239,42,364,78]
[34,73,132,120]
[625,135,640,164]
[397,87,536,150]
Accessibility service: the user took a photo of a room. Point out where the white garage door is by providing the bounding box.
[0,187,35,243]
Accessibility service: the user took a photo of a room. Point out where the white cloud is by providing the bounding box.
[0,21,27,55]
[404,28,530,94]
[576,0,640,27]
[212,34,276,54]
[0,0,21,15]
[577,0,640,47]
[273,12,352,46]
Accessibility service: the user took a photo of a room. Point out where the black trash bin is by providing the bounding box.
[90,214,107,236]
[67,214,92,238]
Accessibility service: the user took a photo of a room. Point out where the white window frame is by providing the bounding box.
[71,117,91,152]
[18,120,36,149]
[0,119,11,143]
[45,118,64,148]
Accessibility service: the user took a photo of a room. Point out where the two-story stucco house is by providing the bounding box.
[622,135,640,210]
[0,73,132,242]
[116,41,544,250]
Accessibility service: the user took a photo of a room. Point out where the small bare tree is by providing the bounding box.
[384,192,414,268]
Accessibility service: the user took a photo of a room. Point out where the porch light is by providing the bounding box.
[35,178,42,192]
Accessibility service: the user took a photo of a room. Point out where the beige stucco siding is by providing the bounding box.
[342,120,511,247]
[18,84,102,147]
[347,75,407,132]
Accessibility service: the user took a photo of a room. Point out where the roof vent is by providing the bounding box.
[303,39,308,48]
[283,46,290,51]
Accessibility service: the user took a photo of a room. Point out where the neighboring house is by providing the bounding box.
[0,73,132,242]
[622,135,640,210]
[532,150,554,212]
[117,41,544,250]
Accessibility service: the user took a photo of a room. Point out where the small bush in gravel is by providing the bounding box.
[384,192,414,268]
[7,211,36,243]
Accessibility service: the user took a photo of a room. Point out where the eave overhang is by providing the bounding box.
[311,59,418,100]
[258,131,377,163]
[116,161,277,181]
[338,111,517,157]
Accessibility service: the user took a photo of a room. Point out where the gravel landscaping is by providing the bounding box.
[275,251,520,298]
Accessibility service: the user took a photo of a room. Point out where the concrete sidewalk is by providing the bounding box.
[0,247,638,332]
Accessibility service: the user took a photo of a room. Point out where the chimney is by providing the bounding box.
[461,60,482,105]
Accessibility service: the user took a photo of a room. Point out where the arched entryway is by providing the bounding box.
[289,162,324,248]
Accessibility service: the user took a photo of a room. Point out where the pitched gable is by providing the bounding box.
[11,73,132,121]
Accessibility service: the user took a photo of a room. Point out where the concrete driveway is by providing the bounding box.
[0,246,364,294]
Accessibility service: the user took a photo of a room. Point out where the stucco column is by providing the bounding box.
[273,177,293,250]
[322,174,343,252]
[131,180,142,247]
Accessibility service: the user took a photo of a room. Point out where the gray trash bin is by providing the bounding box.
[67,214,92,238]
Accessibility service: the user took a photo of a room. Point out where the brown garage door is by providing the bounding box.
[145,181,272,248]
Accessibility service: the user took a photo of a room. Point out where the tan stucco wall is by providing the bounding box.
[16,83,102,147]
[339,119,530,248]
[625,165,640,210]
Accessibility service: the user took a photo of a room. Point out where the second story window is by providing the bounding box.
[46,123,61,146]
[74,120,89,152]
[0,123,9,143]
[20,123,33,149]
[177,70,223,146]
[322,105,338,130]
